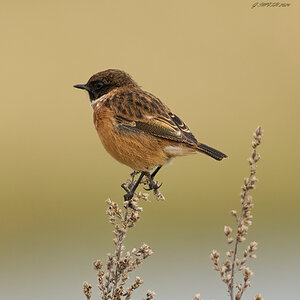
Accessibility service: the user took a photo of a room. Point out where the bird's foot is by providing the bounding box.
[123,191,135,209]
[130,171,139,181]
[121,183,130,193]
[144,178,163,191]
[122,171,141,199]
[123,191,134,201]
[122,184,135,208]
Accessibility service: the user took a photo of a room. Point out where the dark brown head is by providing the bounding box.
[74,69,138,102]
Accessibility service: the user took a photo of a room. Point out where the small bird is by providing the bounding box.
[74,69,227,200]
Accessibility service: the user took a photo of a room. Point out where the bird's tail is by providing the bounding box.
[197,143,227,161]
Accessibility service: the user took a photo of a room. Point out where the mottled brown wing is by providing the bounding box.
[111,89,198,146]
[167,113,198,144]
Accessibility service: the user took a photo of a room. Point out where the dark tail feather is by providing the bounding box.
[197,143,227,161]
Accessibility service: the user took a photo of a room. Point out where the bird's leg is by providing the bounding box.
[144,166,163,191]
[121,171,140,193]
[151,166,162,179]
[123,171,146,201]
[130,171,139,182]
[121,183,130,193]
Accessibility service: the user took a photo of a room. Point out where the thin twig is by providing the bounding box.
[208,126,264,300]
[84,172,156,300]
[229,237,239,299]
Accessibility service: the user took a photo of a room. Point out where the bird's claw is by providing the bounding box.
[144,180,163,191]
[123,191,134,201]
[121,183,130,193]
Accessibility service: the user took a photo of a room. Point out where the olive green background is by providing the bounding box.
[1,1,299,299]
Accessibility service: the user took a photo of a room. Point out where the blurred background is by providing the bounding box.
[1,0,299,299]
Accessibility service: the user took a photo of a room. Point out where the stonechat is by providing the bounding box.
[74,69,227,200]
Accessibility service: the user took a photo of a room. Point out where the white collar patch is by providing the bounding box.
[90,94,109,108]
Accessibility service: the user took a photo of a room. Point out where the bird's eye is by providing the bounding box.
[95,81,104,90]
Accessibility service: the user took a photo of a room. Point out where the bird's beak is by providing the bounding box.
[73,84,88,90]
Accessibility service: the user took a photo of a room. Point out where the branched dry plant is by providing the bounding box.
[83,174,164,300]
[83,126,265,300]
[208,126,264,300]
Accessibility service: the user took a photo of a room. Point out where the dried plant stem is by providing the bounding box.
[83,172,161,300]
[112,203,129,295]
[229,240,239,300]
[209,126,264,300]
[229,126,263,300]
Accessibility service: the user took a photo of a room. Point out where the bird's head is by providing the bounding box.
[74,69,137,102]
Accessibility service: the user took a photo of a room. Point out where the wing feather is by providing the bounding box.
[110,89,198,146]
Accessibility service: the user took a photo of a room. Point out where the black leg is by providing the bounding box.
[150,166,162,179]
[121,183,130,193]
[121,171,140,193]
[144,166,163,191]
[130,171,140,181]
[124,171,146,201]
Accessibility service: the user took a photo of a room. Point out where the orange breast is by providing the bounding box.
[93,103,170,171]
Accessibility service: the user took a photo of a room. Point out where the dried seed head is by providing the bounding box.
[231,210,237,216]
[249,241,258,251]
[226,251,232,257]
[193,294,203,300]
[224,226,232,236]
[154,188,165,201]
[83,281,92,299]
[227,237,234,244]
[237,236,246,242]
[93,260,103,270]
[243,267,253,279]
[210,250,220,260]
[143,289,155,300]
[137,192,150,201]
[220,265,227,273]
